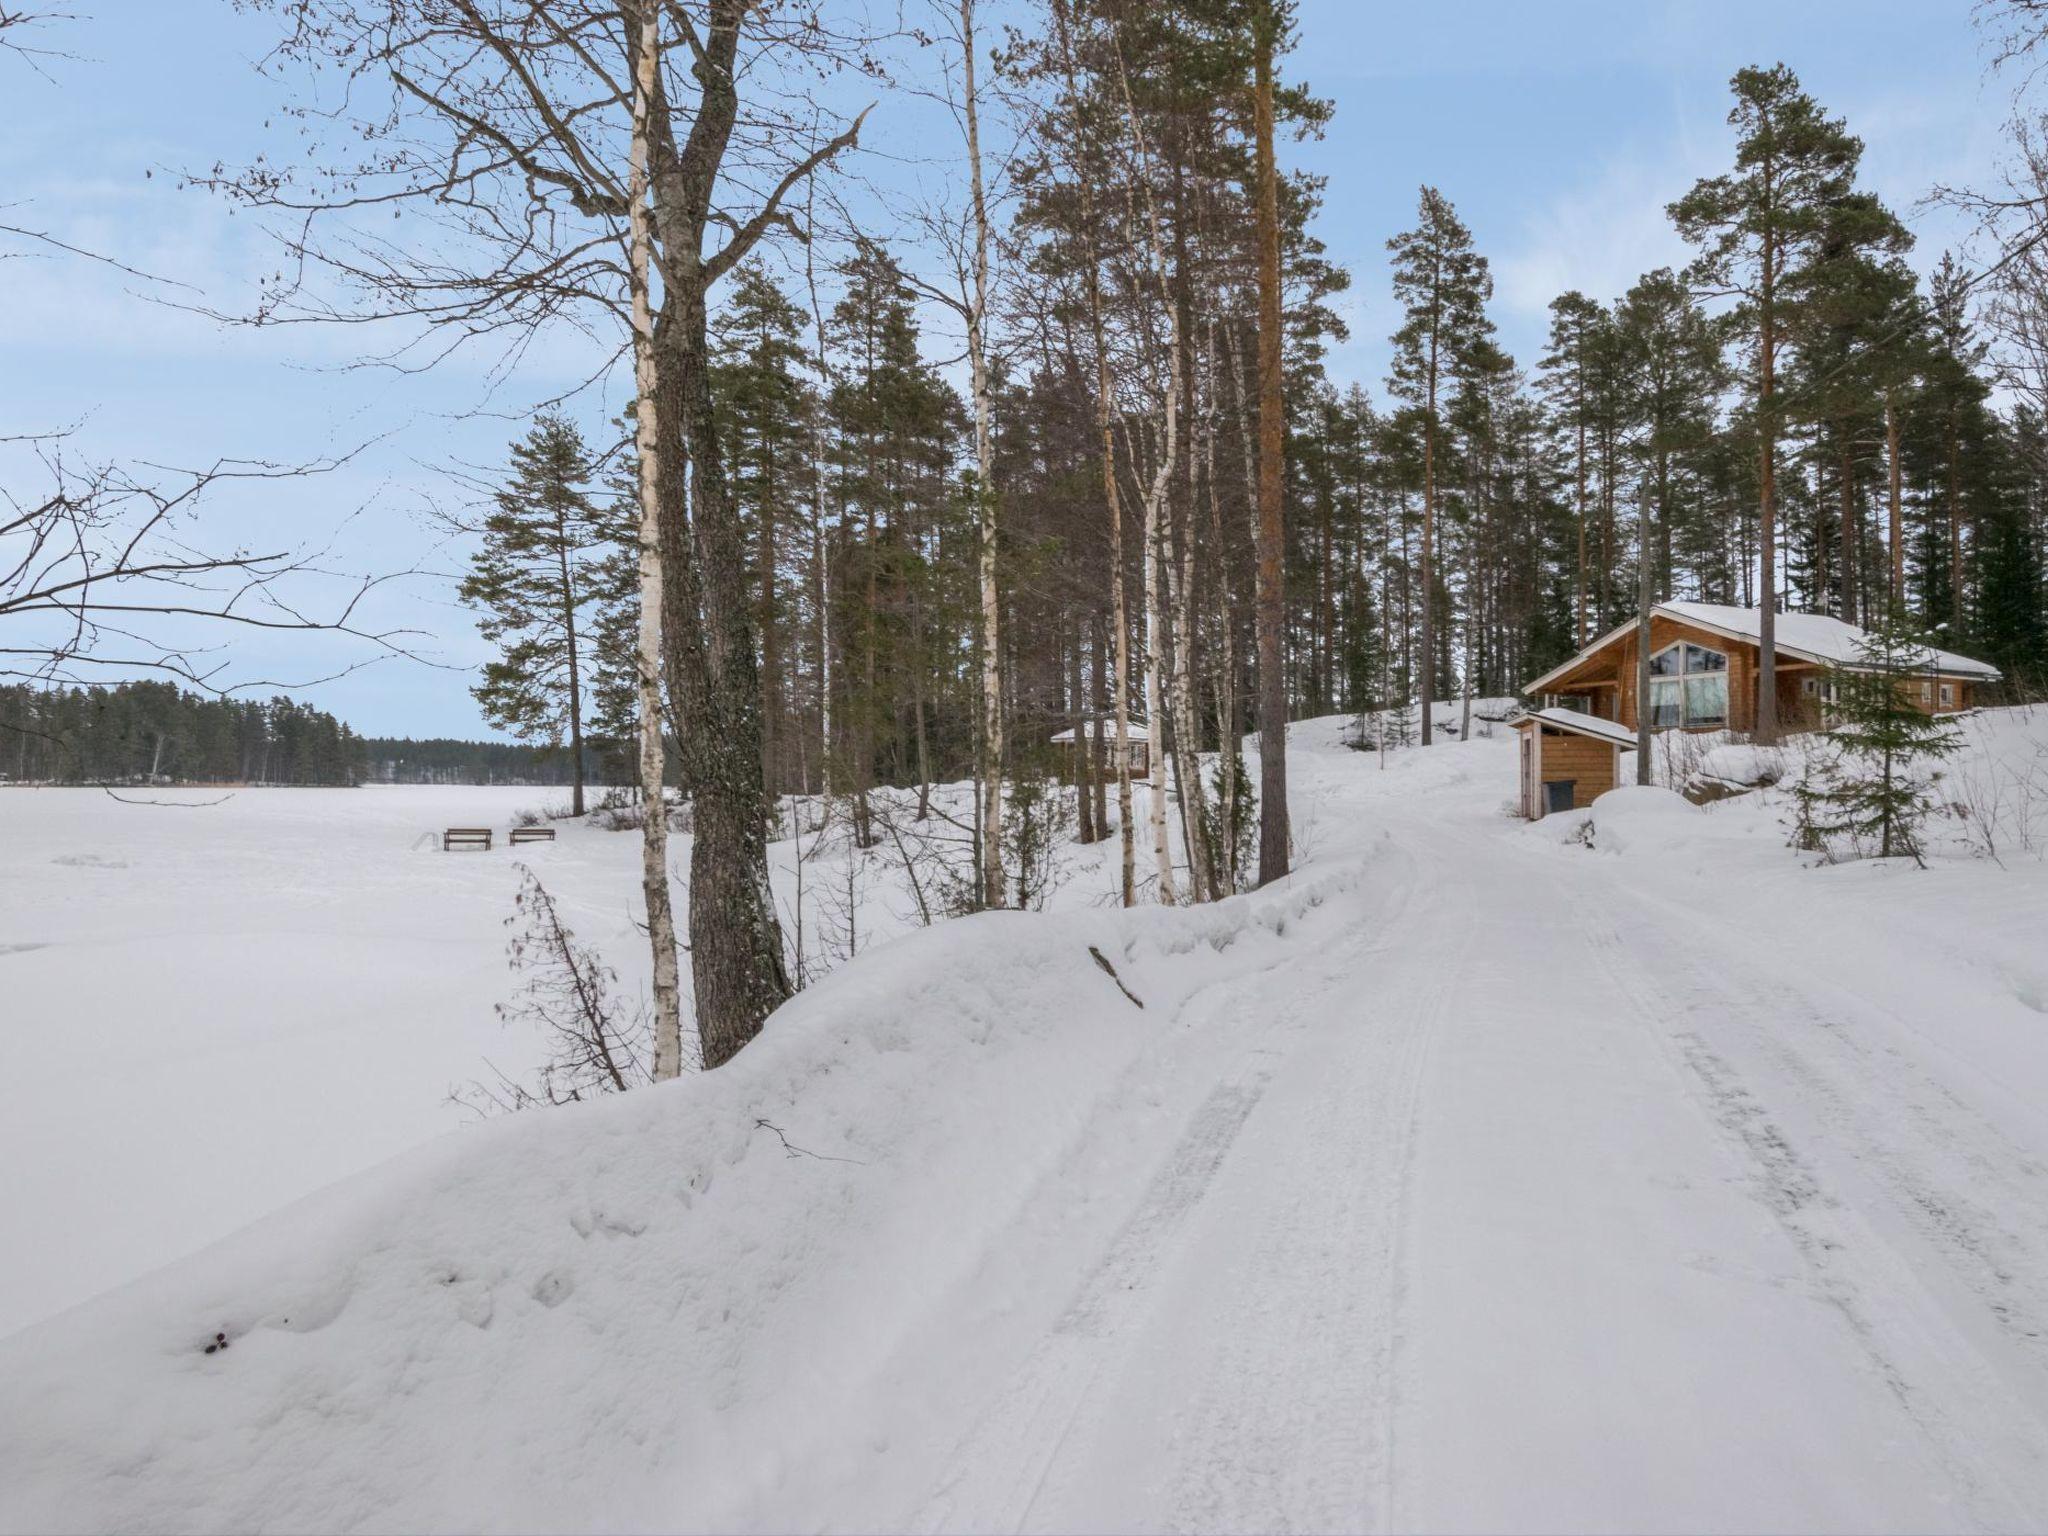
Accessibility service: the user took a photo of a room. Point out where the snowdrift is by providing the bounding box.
[0,861,1377,1535]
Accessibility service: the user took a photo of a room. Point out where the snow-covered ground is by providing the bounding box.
[6,709,2048,1532]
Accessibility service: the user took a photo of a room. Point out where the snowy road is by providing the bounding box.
[7,719,2048,1533]
[857,735,2048,1532]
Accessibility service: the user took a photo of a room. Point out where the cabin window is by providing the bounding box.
[1939,682,1955,708]
[1647,642,1728,728]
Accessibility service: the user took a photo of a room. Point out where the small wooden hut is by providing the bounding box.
[1511,707,1634,820]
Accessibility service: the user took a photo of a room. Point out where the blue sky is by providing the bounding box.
[0,0,2014,738]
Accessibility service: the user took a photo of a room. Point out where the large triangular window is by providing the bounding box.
[1646,642,1728,728]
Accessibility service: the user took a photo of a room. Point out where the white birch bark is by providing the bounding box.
[628,1,685,1082]
[1049,0,1135,906]
[1116,39,1182,907]
[959,0,1004,910]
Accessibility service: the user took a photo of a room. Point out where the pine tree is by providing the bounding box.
[1981,408,2048,681]
[1250,0,1292,883]
[1388,187,1494,742]
[1617,267,1724,772]
[459,415,627,817]
[1539,292,1608,647]
[1671,64,1880,741]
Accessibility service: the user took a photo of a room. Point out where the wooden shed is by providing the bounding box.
[1512,707,1635,820]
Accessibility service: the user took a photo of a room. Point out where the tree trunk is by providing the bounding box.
[1574,399,1589,646]
[1052,0,1134,907]
[1237,158,1290,865]
[1070,623,1097,842]
[961,0,1004,910]
[627,3,685,1082]
[1756,177,1780,743]
[556,513,587,818]
[757,428,779,829]
[1839,436,1857,627]
[1636,481,1653,785]
[1420,333,1439,744]
[1886,392,1904,609]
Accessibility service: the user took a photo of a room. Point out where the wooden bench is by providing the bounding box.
[508,826,555,845]
[443,827,492,851]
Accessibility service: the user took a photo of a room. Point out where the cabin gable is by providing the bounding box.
[1530,608,1987,734]
[1542,615,1759,733]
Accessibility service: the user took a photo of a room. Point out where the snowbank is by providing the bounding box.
[0,861,1376,1535]
[1585,784,1712,858]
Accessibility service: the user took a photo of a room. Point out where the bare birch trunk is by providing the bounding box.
[628,3,685,1082]
[1117,40,1181,907]
[1051,0,1134,906]
[960,0,1005,910]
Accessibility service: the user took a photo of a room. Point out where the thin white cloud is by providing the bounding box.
[1494,144,1706,320]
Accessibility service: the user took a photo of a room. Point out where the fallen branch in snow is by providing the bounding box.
[753,1118,866,1165]
[1089,946,1144,1009]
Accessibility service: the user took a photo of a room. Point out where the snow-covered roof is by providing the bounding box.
[1049,721,1149,743]
[1513,707,1638,747]
[1523,603,2001,695]
[1657,602,2002,679]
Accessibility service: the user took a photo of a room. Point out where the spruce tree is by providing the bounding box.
[1793,604,1964,864]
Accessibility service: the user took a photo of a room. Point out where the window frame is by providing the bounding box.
[1645,640,1729,729]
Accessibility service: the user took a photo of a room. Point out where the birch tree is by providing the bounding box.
[626,2,685,1081]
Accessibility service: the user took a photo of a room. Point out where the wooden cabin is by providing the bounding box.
[1513,708,1633,819]
[1523,602,1999,735]
[1050,721,1149,781]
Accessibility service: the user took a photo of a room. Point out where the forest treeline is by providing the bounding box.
[360,737,612,788]
[0,682,600,788]
[1,683,363,786]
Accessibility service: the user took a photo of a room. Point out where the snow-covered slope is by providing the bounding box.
[8,712,2048,1532]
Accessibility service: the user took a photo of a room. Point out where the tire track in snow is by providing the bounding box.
[1152,877,1464,1535]
[906,1062,1282,1534]
[1608,871,2048,1376]
[908,849,1430,1534]
[1557,866,2048,1528]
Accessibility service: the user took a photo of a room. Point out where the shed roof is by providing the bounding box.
[1049,721,1150,743]
[1512,707,1639,747]
[1523,603,2002,695]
